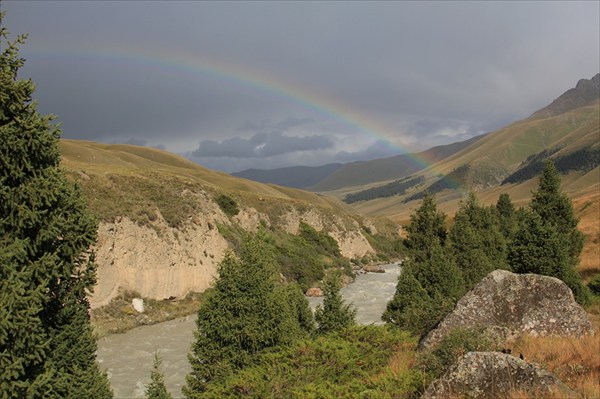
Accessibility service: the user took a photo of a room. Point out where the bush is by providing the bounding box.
[589,274,600,296]
[215,193,239,217]
[417,328,495,380]
[200,326,422,398]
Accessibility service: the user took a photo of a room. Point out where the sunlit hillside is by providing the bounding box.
[59,140,364,229]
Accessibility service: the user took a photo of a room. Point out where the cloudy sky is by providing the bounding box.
[3,1,599,173]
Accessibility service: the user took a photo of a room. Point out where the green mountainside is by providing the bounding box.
[309,134,484,192]
[341,74,599,220]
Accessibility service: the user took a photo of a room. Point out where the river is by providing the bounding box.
[95,263,401,398]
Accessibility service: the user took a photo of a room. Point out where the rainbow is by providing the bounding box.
[24,44,450,175]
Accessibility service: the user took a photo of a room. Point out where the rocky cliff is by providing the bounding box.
[90,196,380,308]
[59,140,400,309]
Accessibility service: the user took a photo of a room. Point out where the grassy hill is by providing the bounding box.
[337,75,599,279]
[309,134,484,192]
[60,140,361,228]
[232,163,344,189]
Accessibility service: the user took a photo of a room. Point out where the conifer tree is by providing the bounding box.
[146,353,172,399]
[403,191,447,262]
[449,192,508,287]
[279,282,315,336]
[495,193,518,240]
[385,194,464,337]
[0,16,111,398]
[382,267,436,336]
[184,232,306,397]
[509,161,590,305]
[314,272,356,335]
[530,160,584,266]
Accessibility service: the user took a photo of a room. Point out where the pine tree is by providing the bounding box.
[314,272,356,335]
[146,353,172,399]
[403,191,448,262]
[449,192,508,287]
[184,232,306,397]
[0,15,111,398]
[495,193,518,240]
[509,161,590,305]
[385,194,464,337]
[530,160,584,266]
[382,266,436,336]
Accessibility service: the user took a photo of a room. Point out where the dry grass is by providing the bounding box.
[386,341,418,377]
[574,192,600,282]
[507,315,600,399]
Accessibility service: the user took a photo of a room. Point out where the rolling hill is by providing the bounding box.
[341,74,599,279]
[339,73,599,212]
[59,140,402,312]
[232,134,484,191]
[232,163,343,189]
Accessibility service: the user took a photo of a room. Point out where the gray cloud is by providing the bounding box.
[239,116,315,132]
[192,132,333,158]
[2,1,598,171]
[334,139,401,163]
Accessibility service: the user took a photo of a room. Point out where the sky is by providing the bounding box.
[2,1,599,173]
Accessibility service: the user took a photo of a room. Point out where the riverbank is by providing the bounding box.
[96,263,402,398]
[91,262,402,338]
[91,290,209,338]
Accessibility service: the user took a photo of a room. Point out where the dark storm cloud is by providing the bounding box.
[192,132,334,158]
[3,1,599,171]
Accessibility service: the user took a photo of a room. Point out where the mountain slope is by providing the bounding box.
[232,163,343,189]
[60,140,402,308]
[309,134,485,192]
[344,75,599,278]
[532,73,599,118]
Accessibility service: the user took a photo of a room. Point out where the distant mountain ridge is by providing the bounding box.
[347,73,599,224]
[232,163,343,188]
[233,134,484,191]
[532,73,599,118]
[309,135,485,192]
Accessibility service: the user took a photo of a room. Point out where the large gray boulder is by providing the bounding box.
[420,270,594,350]
[422,351,576,399]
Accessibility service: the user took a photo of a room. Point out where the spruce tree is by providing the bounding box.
[530,160,584,266]
[385,194,464,337]
[508,161,590,305]
[314,272,356,335]
[403,191,447,262]
[184,232,306,397]
[279,282,315,336]
[0,16,111,398]
[495,193,518,240]
[382,266,436,336]
[449,192,508,287]
[146,353,173,399]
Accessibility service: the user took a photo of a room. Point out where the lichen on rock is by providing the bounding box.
[422,351,577,399]
[419,270,594,350]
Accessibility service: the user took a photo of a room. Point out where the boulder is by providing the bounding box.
[362,265,385,273]
[420,270,594,350]
[422,351,576,399]
[305,287,323,297]
[131,297,145,313]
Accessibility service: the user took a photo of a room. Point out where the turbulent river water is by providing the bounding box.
[96,263,401,398]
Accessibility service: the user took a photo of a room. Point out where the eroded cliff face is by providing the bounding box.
[90,201,376,308]
[91,216,228,308]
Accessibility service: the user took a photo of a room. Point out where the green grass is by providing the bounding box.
[201,325,424,398]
